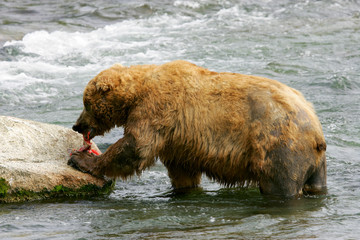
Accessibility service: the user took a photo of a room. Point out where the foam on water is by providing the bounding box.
[174,1,201,9]
[2,13,193,69]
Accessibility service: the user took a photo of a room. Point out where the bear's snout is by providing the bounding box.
[72,124,83,134]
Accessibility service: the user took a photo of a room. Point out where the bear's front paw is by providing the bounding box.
[68,151,102,177]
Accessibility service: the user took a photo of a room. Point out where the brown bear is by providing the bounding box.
[68,60,327,197]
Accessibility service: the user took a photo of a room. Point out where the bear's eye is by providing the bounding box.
[84,101,91,112]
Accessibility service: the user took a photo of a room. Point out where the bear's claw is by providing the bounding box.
[67,151,102,177]
[68,157,87,173]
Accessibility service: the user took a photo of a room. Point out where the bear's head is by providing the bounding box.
[72,65,133,140]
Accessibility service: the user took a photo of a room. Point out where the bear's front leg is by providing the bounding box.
[68,134,141,179]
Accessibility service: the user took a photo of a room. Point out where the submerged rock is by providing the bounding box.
[0,116,114,203]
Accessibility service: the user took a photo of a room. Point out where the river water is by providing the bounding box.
[0,0,359,239]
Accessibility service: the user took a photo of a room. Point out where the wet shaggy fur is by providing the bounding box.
[69,60,327,197]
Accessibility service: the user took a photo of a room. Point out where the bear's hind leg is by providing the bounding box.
[258,146,309,198]
[166,164,201,189]
[258,146,327,198]
[259,174,302,198]
[303,154,327,195]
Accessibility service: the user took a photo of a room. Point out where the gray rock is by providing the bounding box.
[0,116,113,203]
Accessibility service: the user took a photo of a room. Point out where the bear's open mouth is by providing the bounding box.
[83,128,95,144]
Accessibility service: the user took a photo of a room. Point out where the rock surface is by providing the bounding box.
[0,115,113,203]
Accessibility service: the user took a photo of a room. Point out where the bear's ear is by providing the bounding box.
[95,77,115,92]
[112,63,124,69]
